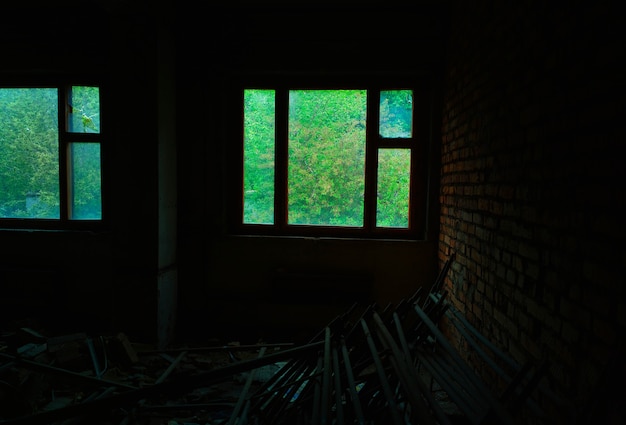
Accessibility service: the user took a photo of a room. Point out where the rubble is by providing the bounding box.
[0,255,550,425]
[0,327,292,425]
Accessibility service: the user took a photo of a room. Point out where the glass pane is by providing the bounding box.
[70,143,102,219]
[68,86,100,133]
[243,89,275,224]
[379,90,413,138]
[0,88,60,219]
[288,90,366,226]
[377,149,410,228]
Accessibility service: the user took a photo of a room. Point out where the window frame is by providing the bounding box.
[227,75,431,240]
[0,76,107,231]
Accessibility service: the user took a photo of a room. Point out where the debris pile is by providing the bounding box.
[0,256,550,425]
[0,327,293,425]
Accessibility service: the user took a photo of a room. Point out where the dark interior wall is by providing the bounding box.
[1,1,447,345]
[156,1,178,349]
[1,1,447,344]
[439,1,625,423]
[1,2,162,341]
[175,4,448,343]
[7,11,622,424]
[199,237,439,343]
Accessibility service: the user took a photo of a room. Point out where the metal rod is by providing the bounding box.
[311,354,323,425]
[0,352,136,391]
[360,318,403,425]
[320,327,332,425]
[415,348,483,422]
[227,347,267,425]
[392,311,454,425]
[432,253,455,294]
[412,304,516,425]
[136,342,295,355]
[340,336,365,425]
[85,337,102,379]
[237,400,251,425]
[155,350,187,385]
[255,358,318,421]
[372,311,437,425]
[249,355,304,406]
[331,344,345,425]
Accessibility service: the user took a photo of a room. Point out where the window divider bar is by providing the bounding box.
[58,86,70,221]
[410,83,430,237]
[363,89,379,231]
[275,88,288,229]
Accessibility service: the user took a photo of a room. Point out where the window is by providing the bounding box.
[0,84,103,229]
[231,78,429,240]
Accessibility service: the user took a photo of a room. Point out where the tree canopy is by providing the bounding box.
[244,89,413,228]
[0,86,101,220]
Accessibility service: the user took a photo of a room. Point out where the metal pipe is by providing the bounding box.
[360,318,403,425]
[340,337,365,425]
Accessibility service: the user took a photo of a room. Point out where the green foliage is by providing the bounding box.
[376,149,410,227]
[69,86,102,219]
[287,90,366,226]
[71,143,102,219]
[70,86,100,133]
[244,90,275,224]
[243,89,414,228]
[0,88,60,218]
[0,86,102,220]
[380,90,413,138]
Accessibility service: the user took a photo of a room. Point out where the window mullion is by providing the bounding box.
[58,86,70,221]
[275,88,288,230]
[410,83,429,238]
[363,89,379,231]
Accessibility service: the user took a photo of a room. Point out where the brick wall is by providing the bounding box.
[439,1,625,423]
